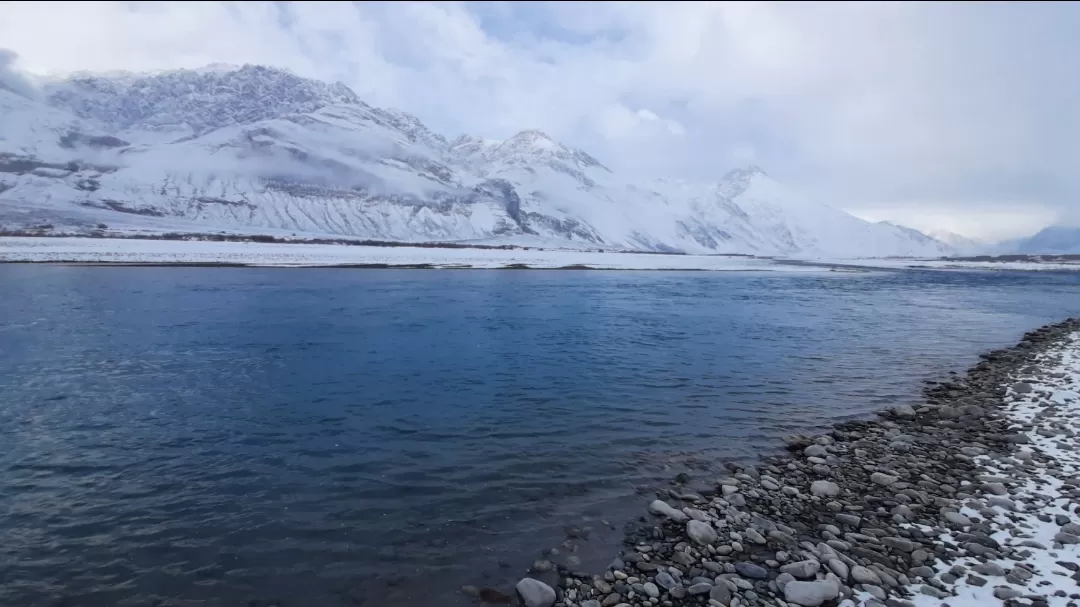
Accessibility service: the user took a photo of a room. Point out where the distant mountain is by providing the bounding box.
[0,64,956,257]
[997,225,1080,254]
[924,228,984,254]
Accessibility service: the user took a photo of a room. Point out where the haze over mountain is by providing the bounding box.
[0,64,965,257]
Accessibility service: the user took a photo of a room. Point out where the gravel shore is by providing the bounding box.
[492,317,1080,607]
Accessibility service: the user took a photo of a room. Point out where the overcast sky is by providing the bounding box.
[2,1,1078,241]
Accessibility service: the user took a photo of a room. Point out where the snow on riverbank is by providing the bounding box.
[0,237,828,271]
[815,257,1080,272]
[910,331,1080,607]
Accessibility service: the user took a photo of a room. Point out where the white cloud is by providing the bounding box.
[1,1,1078,240]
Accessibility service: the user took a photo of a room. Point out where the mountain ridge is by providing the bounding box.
[1,64,957,257]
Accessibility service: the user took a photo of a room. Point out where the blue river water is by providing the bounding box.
[0,265,1077,607]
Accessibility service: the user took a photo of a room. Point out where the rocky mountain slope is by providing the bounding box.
[0,64,956,257]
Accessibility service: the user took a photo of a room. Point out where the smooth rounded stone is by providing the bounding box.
[655,572,678,591]
[581,601,602,607]
[769,530,796,545]
[980,482,1008,496]
[710,585,732,605]
[827,559,849,581]
[851,566,882,585]
[910,566,935,579]
[722,485,740,496]
[780,560,821,579]
[864,585,887,601]
[783,579,840,607]
[804,445,829,458]
[745,528,766,544]
[972,562,1005,577]
[734,562,769,579]
[532,559,554,573]
[943,511,972,526]
[1055,514,1073,526]
[891,405,917,419]
[783,486,801,497]
[595,580,613,593]
[669,586,687,599]
[812,464,831,476]
[686,508,711,522]
[643,582,660,598]
[688,583,713,595]
[716,545,734,556]
[826,501,844,512]
[761,479,781,491]
[1061,522,1080,535]
[728,493,747,508]
[919,585,949,599]
[775,573,795,591]
[883,537,915,552]
[871,472,900,486]
[993,586,1024,600]
[649,500,689,522]
[516,578,557,607]
[688,520,719,546]
[601,595,621,607]
[1054,532,1080,545]
[911,549,930,564]
[811,481,841,497]
[835,513,862,527]
[1012,382,1034,394]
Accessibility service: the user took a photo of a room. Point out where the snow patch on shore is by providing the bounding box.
[909,331,1080,607]
[0,237,831,271]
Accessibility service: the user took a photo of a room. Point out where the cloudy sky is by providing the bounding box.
[2,1,1078,241]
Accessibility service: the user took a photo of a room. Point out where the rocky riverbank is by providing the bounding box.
[493,317,1080,607]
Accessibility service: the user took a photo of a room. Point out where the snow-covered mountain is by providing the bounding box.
[997,226,1080,254]
[924,228,984,254]
[0,64,955,257]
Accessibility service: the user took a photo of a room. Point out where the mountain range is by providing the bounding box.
[0,64,1063,257]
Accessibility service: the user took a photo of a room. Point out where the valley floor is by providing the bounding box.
[2,236,1078,272]
[0,236,804,271]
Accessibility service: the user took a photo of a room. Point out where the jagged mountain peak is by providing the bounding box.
[44,64,362,137]
[718,164,773,198]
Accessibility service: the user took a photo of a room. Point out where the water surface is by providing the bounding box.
[1,266,1077,607]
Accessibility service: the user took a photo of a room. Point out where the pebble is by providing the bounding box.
[943,511,972,526]
[780,560,820,579]
[783,579,840,607]
[654,571,678,591]
[810,480,840,497]
[871,472,899,486]
[851,565,882,585]
[648,500,688,522]
[687,520,718,545]
[734,562,769,579]
[516,578,556,607]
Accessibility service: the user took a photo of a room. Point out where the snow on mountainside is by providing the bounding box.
[925,228,984,253]
[997,226,1080,254]
[0,64,955,257]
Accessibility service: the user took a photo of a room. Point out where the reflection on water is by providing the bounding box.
[0,266,1077,606]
